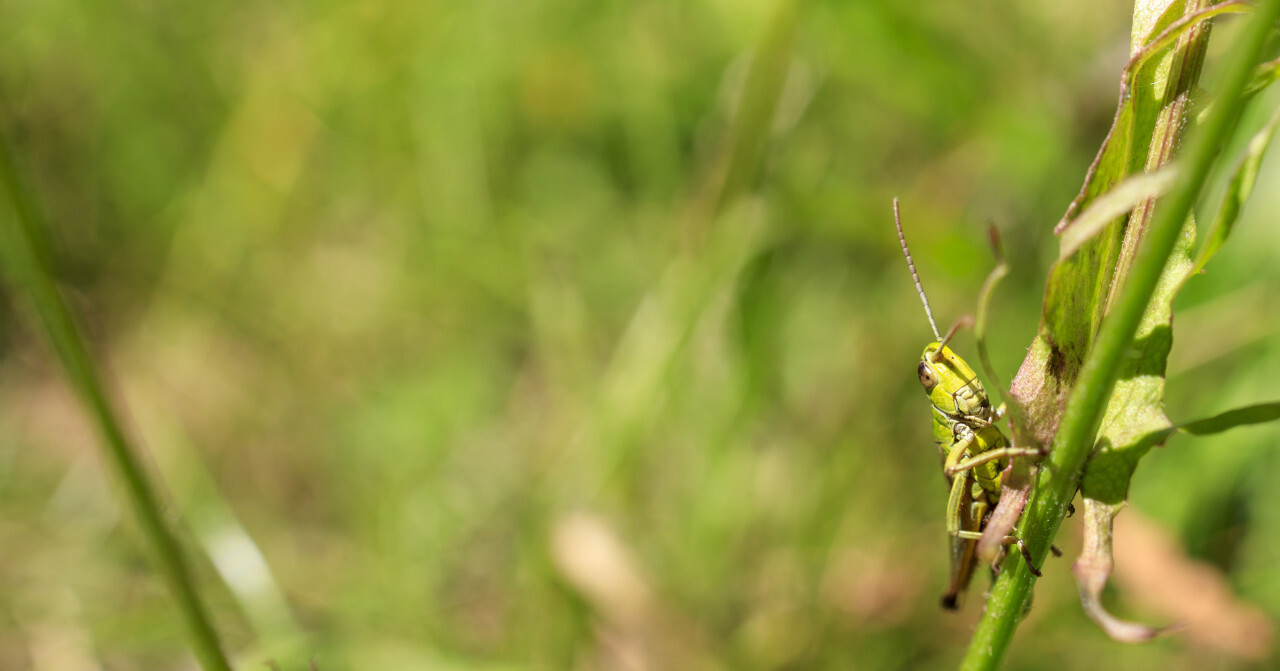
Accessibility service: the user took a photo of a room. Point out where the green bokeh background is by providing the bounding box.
[2,1,1279,669]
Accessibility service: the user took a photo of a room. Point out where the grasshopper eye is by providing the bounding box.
[918,361,938,391]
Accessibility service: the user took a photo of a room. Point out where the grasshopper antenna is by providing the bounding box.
[894,198,941,341]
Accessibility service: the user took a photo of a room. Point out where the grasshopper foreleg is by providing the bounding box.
[943,444,1043,478]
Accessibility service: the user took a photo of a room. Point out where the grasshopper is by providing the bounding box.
[893,199,1046,610]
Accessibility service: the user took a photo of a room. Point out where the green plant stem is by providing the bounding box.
[958,2,1280,668]
[0,138,233,671]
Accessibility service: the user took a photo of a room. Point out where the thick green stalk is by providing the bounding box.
[0,137,233,671]
[958,2,1280,668]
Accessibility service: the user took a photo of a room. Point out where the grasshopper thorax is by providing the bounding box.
[918,343,991,420]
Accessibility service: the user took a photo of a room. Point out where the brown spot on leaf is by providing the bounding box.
[1048,342,1067,379]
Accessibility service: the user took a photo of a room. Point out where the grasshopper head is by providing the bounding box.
[918,343,989,418]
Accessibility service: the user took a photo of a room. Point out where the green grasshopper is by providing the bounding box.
[893,199,1045,609]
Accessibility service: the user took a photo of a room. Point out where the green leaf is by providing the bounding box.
[962,0,1280,666]
[1057,166,1178,262]
[1243,55,1280,98]
[1193,105,1280,273]
[1133,401,1280,444]
[1181,402,1280,434]
[1081,215,1193,506]
[1008,1,1243,450]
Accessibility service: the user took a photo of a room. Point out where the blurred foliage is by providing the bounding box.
[0,0,1279,669]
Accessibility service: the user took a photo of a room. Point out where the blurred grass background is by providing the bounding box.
[1,0,1280,669]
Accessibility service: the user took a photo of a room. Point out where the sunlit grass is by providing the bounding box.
[0,1,1278,670]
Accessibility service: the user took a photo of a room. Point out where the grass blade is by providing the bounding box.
[0,136,233,671]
